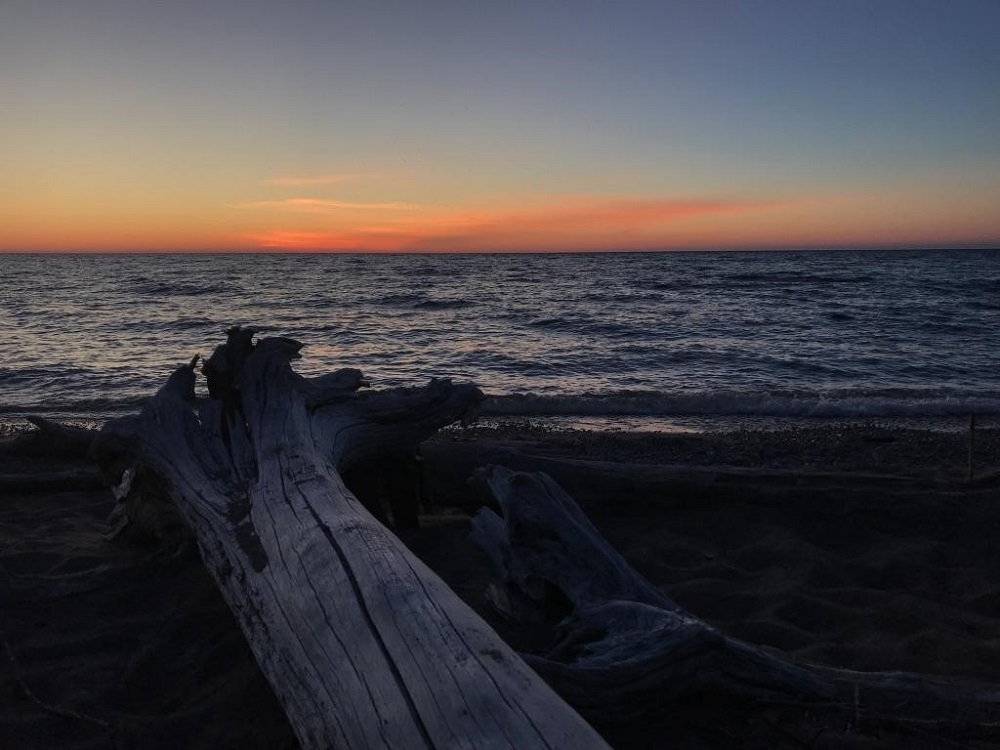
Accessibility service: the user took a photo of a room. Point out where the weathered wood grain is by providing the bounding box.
[93,330,609,750]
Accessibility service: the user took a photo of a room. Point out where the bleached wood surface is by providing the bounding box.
[93,331,609,750]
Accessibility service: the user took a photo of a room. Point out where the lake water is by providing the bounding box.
[2,249,998,432]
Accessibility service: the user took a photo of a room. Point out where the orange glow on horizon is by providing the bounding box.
[2,184,998,253]
[243,197,785,252]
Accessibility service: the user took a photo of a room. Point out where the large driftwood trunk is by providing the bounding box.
[471,466,1000,743]
[92,330,608,750]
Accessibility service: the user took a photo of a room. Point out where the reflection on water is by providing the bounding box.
[2,250,999,424]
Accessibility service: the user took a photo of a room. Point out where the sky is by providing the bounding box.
[2,0,999,253]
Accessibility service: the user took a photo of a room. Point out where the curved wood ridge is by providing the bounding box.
[471,466,1000,740]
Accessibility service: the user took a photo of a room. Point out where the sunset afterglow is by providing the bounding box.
[3,1,999,253]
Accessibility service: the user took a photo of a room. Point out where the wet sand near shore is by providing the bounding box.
[441,420,1000,480]
[3,424,999,749]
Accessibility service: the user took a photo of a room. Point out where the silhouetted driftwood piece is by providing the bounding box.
[92,328,609,750]
[0,417,96,458]
[202,326,254,412]
[471,466,1000,740]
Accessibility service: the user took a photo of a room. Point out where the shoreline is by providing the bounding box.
[3,408,996,436]
[439,419,998,481]
[4,416,996,488]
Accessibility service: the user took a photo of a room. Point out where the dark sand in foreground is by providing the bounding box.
[3,424,999,748]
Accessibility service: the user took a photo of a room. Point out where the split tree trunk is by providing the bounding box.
[471,466,1000,741]
[92,329,609,750]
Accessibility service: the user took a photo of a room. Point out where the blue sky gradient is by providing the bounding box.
[3,0,999,251]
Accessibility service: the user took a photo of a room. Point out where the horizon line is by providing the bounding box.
[2,244,999,256]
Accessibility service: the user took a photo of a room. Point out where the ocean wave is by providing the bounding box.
[968,300,1000,311]
[523,316,642,338]
[414,299,475,310]
[481,389,1000,419]
[0,366,97,383]
[0,396,146,418]
[724,272,875,285]
[115,317,218,333]
[373,292,426,306]
[131,280,231,296]
[645,280,687,291]
[407,264,445,276]
[825,311,855,322]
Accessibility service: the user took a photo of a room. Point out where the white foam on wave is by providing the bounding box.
[481,389,1000,419]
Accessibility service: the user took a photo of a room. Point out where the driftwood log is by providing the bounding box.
[0,417,103,492]
[0,416,95,458]
[471,466,1000,744]
[92,329,609,750]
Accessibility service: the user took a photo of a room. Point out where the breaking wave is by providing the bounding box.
[482,389,1000,419]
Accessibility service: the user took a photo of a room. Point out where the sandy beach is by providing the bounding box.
[3,422,1000,748]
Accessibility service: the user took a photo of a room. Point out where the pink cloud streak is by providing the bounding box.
[244,196,782,251]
